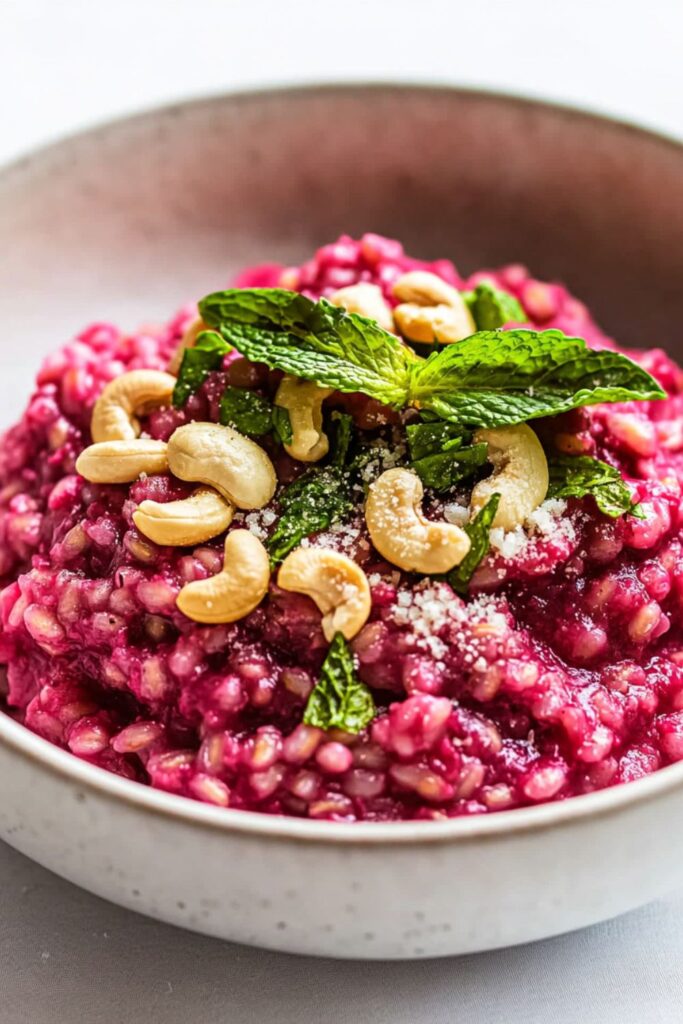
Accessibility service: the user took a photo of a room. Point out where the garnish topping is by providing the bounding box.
[303,632,376,733]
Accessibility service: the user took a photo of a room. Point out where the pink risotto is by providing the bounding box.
[1,233,682,822]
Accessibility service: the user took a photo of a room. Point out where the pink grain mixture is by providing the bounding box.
[2,232,683,821]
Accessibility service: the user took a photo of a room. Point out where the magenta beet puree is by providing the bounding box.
[1,233,682,822]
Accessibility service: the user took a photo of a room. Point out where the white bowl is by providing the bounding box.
[2,85,683,959]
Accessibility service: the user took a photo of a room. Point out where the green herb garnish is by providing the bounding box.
[406,419,487,493]
[405,420,468,461]
[200,288,412,407]
[303,632,376,734]
[266,415,358,565]
[199,290,664,428]
[409,329,665,428]
[463,282,525,330]
[448,494,501,595]
[547,454,643,518]
[172,331,231,408]
[219,386,273,436]
[412,444,489,493]
[272,405,293,445]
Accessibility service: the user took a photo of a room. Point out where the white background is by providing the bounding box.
[2,2,683,1022]
[2,0,683,166]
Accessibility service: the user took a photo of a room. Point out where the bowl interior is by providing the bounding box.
[1,85,683,427]
[1,85,683,841]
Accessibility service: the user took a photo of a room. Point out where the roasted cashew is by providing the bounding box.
[277,547,371,641]
[329,283,395,332]
[470,424,549,530]
[393,270,475,345]
[176,529,270,624]
[75,440,169,483]
[168,317,208,374]
[133,487,234,546]
[91,370,177,443]
[365,468,471,573]
[167,422,276,508]
[274,375,333,463]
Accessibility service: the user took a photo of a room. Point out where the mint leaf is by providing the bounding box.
[412,443,488,493]
[219,386,273,436]
[547,454,643,518]
[172,331,231,408]
[267,468,352,564]
[330,412,354,467]
[448,494,501,595]
[199,288,412,406]
[409,330,665,428]
[406,420,468,461]
[464,282,525,329]
[272,405,293,445]
[303,632,376,734]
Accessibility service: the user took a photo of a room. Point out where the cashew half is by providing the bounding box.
[365,468,471,573]
[277,547,371,641]
[75,440,169,483]
[168,317,208,374]
[274,375,333,463]
[329,283,395,333]
[167,422,276,509]
[176,530,270,624]
[470,424,549,531]
[91,370,177,443]
[393,270,475,345]
[133,487,234,546]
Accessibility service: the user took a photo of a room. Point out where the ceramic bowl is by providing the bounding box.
[1,85,683,960]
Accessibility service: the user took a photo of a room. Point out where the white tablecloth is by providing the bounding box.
[2,2,683,1021]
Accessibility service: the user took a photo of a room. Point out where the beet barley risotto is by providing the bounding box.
[1,233,682,823]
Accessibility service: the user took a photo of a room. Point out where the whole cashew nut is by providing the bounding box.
[91,370,177,443]
[393,270,475,345]
[470,424,549,530]
[133,487,234,546]
[167,422,276,509]
[277,547,371,641]
[176,529,270,624]
[365,468,471,573]
[274,375,333,463]
[75,439,169,483]
[329,283,395,333]
[168,317,208,374]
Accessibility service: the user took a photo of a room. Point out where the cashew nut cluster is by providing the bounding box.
[329,282,395,333]
[168,316,208,374]
[133,487,234,546]
[274,375,333,463]
[91,370,177,443]
[176,530,270,624]
[75,439,170,483]
[365,468,471,573]
[470,424,549,531]
[393,271,475,345]
[277,547,371,641]
[167,422,277,508]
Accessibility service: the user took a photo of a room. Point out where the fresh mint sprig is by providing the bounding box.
[409,329,665,427]
[266,413,356,564]
[547,454,644,518]
[219,386,273,436]
[448,494,501,595]
[463,282,525,330]
[200,288,413,407]
[198,289,665,429]
[172,331,231,408]
[303,632,376,734]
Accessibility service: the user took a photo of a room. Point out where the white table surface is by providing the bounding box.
[2,2,683,1021]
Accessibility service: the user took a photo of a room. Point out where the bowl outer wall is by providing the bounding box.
[1,84,683,957]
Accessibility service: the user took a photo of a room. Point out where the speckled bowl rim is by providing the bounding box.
[2,81,683,847]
